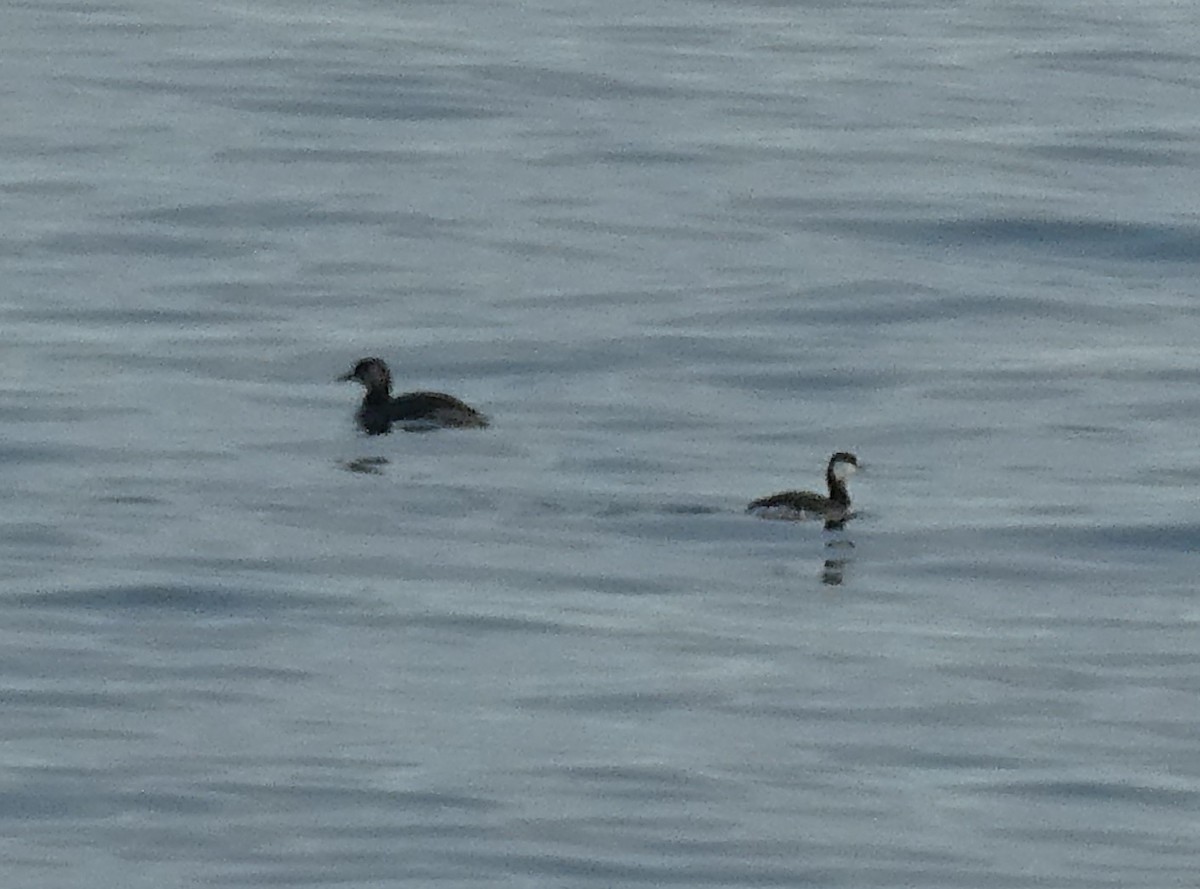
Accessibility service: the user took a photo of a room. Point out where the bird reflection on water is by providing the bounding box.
[340,456,389,475]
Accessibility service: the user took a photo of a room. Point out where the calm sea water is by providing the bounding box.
[3,0,1199,886]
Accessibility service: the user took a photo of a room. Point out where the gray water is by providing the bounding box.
[3,0,1199,885]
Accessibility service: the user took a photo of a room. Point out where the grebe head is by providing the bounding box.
[829,451,859,481]
[339,357,392,391]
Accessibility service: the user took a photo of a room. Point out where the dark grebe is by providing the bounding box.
[339,357,489,434]
[747,452,859,524]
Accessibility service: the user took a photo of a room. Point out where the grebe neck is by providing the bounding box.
[362,382,392,406]
[826,463,851,507]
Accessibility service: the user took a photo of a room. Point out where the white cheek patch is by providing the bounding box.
[832,462,857,481]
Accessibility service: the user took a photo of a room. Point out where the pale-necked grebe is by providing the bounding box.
[339,357,489,434]
[747,451,859,524]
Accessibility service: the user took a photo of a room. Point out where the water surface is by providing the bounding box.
[2,1,1199,886]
